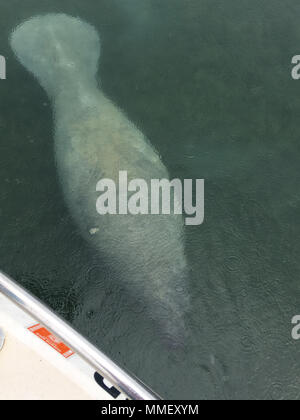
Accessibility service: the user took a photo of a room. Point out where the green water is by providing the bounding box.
[1,0,300,400]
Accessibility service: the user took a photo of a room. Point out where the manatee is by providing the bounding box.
[10,14,190,345]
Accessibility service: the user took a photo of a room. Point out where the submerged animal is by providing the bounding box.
[10,14,190,345]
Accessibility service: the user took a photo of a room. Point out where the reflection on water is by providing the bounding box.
[1,0,300,399]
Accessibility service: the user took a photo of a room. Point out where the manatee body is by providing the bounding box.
[10,14,190,344]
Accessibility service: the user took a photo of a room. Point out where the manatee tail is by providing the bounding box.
[10,14,100,97]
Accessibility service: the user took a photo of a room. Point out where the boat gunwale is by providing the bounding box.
[0,271,160,401]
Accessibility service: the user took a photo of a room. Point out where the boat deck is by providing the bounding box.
[0,272,158,401]
[0,292,122,400]
[0,332,93,400]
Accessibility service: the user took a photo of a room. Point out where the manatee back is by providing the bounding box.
[10,14,100,96]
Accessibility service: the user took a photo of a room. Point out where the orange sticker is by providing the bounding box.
[28,324,75,359]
